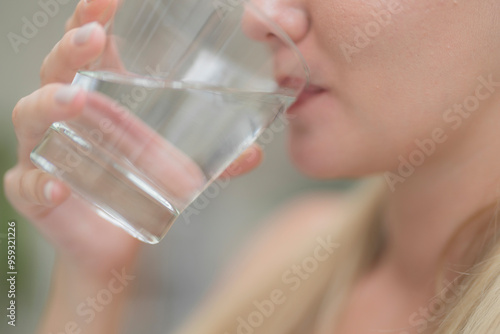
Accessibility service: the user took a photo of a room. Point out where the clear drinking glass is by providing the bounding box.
[31,0,309,244]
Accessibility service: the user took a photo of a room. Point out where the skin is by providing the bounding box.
[5,0,262,274]
[4,0,500,333]
[4,1,261,332]
[251,0,500,332]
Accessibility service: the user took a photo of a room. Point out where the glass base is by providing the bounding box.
[31,124,180,244]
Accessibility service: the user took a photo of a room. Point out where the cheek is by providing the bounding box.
[292,0,500,178]
[311,2,493,140]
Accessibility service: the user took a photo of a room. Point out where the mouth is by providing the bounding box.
[287,84,327,114]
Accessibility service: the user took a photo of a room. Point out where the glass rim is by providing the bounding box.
[241,0,311,91]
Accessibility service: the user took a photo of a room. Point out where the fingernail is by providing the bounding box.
[55,86,81,105]
[73,22,99,46]
[44,181,55,203]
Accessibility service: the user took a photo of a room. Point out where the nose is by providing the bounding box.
[242,0,310,45]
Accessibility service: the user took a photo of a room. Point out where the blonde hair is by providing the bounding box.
[173,177,500,334]
[435,201,500,333]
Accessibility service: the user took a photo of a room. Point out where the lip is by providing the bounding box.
[287,84,326,114]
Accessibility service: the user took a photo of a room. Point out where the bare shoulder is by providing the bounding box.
[265,178,385,239]
[260,190,350,241]
[218,190,348,279]
[220,178,386,280]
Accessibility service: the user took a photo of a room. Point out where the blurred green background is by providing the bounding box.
[0,1,345,333]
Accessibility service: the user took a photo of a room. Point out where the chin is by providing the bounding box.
[289,153,380,180]
[285,95,390,179]
[287,136,337,179]
[287,131,383,180]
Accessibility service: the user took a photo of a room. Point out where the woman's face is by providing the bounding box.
[255,0,500,178]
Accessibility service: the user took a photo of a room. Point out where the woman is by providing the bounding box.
[5,0,500,333]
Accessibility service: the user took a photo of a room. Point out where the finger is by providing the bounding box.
[65,0,118,32]
[4,167,71,211]
[221,144,263,178]
[40,22,106,86]
[68,92,206,200]
[12,84,86,165]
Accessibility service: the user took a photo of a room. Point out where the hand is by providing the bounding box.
[4,0,262,278]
